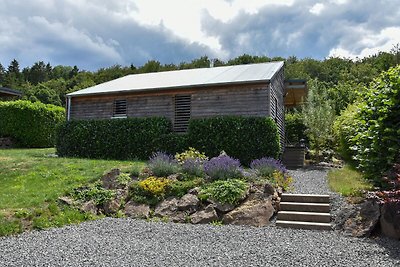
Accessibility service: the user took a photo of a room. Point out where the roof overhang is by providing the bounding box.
[0,87,23,97]
[284,79,307,108]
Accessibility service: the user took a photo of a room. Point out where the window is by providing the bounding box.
[174,95,191,133]
[113,99,127,118]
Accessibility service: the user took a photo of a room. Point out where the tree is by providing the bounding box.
[302,80,336,161]
[0,63,5,86]
[3,59,23,88]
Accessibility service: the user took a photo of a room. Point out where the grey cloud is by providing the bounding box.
[0,0,212,70]
[201,0,400,59]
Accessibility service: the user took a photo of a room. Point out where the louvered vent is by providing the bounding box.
[174,95,191,133]
[113,99,127,117]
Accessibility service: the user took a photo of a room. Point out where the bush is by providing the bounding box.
[153,133,188,155]
[285,112,307,145]
[148,152,180,177]
[138,176,172,197]
[175,147,208,163]
[0,100,65,147]
[69,182,115,205]
[250,157,287,178]
[176,148,208,177]
[167,178,204,198]
[334,65,400,184]
[199,179,248,205]
[270,171,293,191]
[56,117,171,160]
[203,155,243,181]
[188,116,280,165]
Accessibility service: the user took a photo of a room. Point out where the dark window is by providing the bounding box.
[113,99,127,117]
[174,95,191,133]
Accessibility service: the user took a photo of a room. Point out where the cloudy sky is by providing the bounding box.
[1,0,400,70]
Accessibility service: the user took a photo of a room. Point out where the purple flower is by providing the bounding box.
[182,158,204,177]
[148,151,179,177]
[250,157,287,177]
[204,155,243,180]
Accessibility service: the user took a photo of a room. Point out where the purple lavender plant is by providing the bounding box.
[182,158,205,177]
[203,155,243,181]
[148,152,180,177]
[250,157,287,178]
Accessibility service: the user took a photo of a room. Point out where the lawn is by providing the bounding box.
[0,148,144,235]
[327,165,374,196]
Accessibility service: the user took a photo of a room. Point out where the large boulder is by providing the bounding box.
[154,197,186,222]
[81,200,98,215]
[335,200,380,237]
[101,169,121,190]
[190,205,219,224]
[177,194,200,214]
[124,201,150,219]
[223,199,275,227]
[380,201,400,240]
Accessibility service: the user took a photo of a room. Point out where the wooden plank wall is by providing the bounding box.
[70,83,270,122]
[269,68,285,152]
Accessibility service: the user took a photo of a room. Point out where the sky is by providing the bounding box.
[1,0,400,71]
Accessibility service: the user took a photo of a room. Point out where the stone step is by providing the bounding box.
[276,220,332,231]
[277,211,331,223]
[280,202,330,212]
[281,193,330,203]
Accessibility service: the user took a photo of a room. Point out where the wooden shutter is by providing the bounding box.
[174,95,191,132]
[113,99,127,117]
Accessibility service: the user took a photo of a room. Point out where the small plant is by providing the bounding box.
[139,176,172,197]
[210,220,223,226]
[130,164,143,178]
[181,158,205,177]
[175,147,208,164]
[167,178,204,198]
[148,152,180,177]
[116,173,132,187]
[200,179,248,205]
[203,155,243,181]
[250,157,287,178]
[270,171,293,191]
[70,182,115,205]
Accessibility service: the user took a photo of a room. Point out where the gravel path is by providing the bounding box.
[0,168,399,266]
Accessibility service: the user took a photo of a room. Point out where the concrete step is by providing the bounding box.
[280,202,330,212]
[277,211,331,223]
[281,193,330,203]
[276,220,332,231]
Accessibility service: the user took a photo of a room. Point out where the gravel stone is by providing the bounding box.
[0,218,399,267]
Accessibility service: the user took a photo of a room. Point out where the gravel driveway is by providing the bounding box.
[0,168,399,267]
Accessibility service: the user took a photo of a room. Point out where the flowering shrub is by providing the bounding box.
[148,152,180,177]
[270,171,293,191]
[250,157,287,178]
[199,179,248,205]
[175,147,208,164]
[203,155,243,181]
[181,158,205,177]
[138,176,172,196]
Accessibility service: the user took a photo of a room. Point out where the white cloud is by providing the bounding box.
[329,27,400,59]
[309,3,325,15]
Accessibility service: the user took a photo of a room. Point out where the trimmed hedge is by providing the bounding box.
[56,115,281,165]
[187,116,280,165]
[0,100,65,147]
[56,117,171,160]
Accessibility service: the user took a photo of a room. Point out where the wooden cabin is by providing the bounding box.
[67,62,286,148]
[0,87,22,101]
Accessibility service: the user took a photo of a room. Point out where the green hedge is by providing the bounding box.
[285,112,308,145]
[0,100,65,147]
[56,117,171,160]
[187,116,280,165]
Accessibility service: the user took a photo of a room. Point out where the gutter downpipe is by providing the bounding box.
[67,96,71,121]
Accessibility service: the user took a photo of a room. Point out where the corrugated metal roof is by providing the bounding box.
[67,61,284,97]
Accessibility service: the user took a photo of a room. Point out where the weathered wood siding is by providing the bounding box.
[269,68,285,151]
[69,83,270,121]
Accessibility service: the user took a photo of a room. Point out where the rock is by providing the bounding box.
[103,199,121,215]
[124,201,150,219]
[81,200,98,215]
[58,196,75,206]
[101,168,121,190]
[154,197,179,217]
[380,202,400,240]
[167,173,182,181]
[177,194,200,213]
[336,200,380,237]
[188,187,201,195]
[190,205,218,224]
[209,199,235,213]
[264,183,276,196]
[223,199,275,227]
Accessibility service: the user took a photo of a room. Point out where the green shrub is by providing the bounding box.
[188,116,280,165]
[153,133,188,155]
[199,179,248,205]
[56,117,171,160]
[129,177,172,206]
[285,112,308,145]
[0,100,65,147]
[69,182,115,205]
[175,147,208,163]
[0,214,22,236]
[203,155,243,181]
[335,65,400,184]
[167,178,204,198]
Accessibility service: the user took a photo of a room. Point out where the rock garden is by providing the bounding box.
[59,148,293,227]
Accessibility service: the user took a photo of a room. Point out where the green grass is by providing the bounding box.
[0,148,145,236]
[327,165,374,196]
